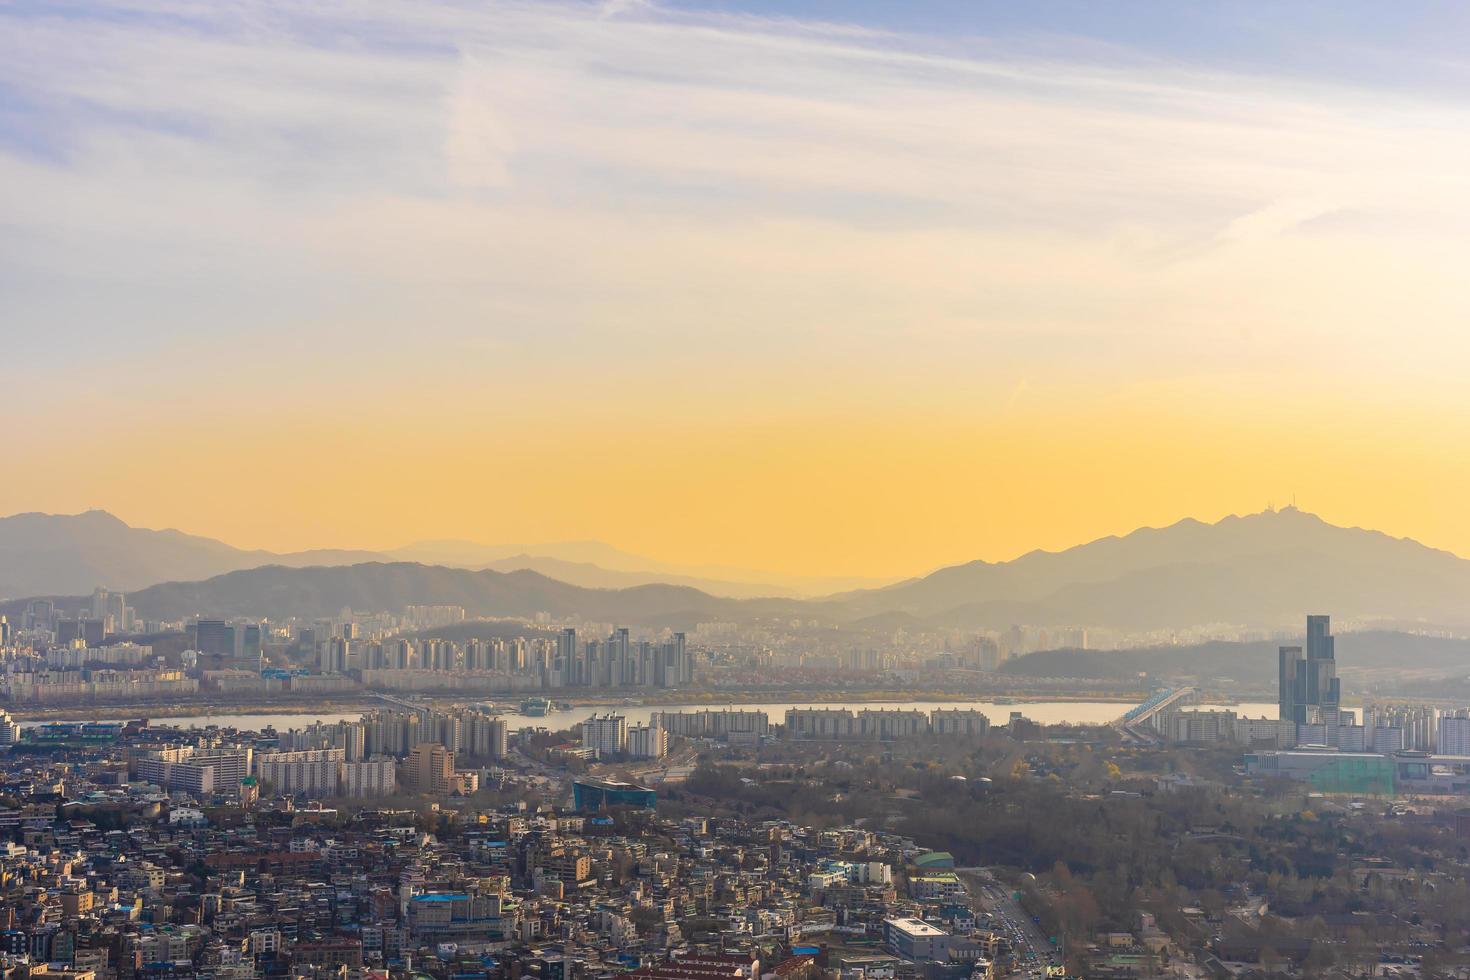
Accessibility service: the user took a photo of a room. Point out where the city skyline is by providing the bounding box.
[7,4,1470,974]
[9,1,1470,576]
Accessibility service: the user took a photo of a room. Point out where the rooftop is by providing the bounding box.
[885,917,947,937]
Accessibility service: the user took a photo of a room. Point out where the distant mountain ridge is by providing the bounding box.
[389,539,888,596]
[5,507,1470,633]
[0,510,379,599]
[470,554,804,599]
[829,507,1470,630]
[69,562,804,629]
[0,510,855,600]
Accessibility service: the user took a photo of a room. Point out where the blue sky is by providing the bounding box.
[670,0,1470,90]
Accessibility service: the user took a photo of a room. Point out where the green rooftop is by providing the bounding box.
[913,851,955,869]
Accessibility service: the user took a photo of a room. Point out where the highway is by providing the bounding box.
[610,743,700,783]
[959,868,1060,978]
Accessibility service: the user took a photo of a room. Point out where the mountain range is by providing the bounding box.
[0,511,881,600]
[3,507,1470,633]
[391,539,887,597]
[830,507,1470,630]
[0,510,379,600]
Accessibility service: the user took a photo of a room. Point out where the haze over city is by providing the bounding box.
[9,4,1470,979]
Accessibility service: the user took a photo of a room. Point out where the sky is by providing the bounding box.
[5,0,1470,579]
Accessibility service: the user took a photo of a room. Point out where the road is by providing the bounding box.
[604,743,700,783]
[958,868,1059,978]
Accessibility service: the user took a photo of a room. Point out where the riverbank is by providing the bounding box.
[9,685,1276,723]
[12,690,1139,722]
[24,696,1283,735]
[13,697,376,723]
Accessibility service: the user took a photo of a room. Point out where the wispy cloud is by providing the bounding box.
[4,0,1470,398]
[10,0,1470,569]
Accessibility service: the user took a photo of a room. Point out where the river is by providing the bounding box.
[34,698,1281,733]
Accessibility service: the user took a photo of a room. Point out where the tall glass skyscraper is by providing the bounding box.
[1279,614,1340,727]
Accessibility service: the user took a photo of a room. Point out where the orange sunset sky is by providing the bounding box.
[5,1,1470,578]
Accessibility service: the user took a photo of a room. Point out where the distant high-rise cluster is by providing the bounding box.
[577,712,667,759]
[89,588,132,633]
[361,707,509,760]
[554,628,694,689]
[1278,614,1341,729]
[344,628,694,692]
[403,605,466,629]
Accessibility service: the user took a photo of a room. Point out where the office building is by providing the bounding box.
[1245,750,1396,796]
[26,599,55,631]
[1278,614,1341,732]
[885,918,950,961]
[195,619,234,656]
[234,623,263,662]
[570,777,656,811]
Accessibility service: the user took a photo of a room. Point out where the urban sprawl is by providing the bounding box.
[6,610,1470,978]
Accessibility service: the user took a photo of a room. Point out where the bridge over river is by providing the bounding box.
[1113,686,1198,741]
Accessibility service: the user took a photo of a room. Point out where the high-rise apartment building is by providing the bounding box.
[254,749,345,797]
[90,588,128,632]
[558,628,579,685]
[282,720,367,762]
[339,757,397,797]
[581,714,628,758]
[0,710,21,745]
[1441,712,1470,756]
[608,628,631,687]
[138,746,253,796]
[406,742,455,795]
[320,636,350,674]
[627,722,668,759]
[1367,703,1436,751]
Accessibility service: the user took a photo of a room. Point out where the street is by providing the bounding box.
[958,868,1060,978]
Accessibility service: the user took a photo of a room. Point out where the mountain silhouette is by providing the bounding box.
[6,507,1470,633]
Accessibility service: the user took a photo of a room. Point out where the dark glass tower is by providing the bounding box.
[1305,614,1340,719]
[1279,644,1305,724]
[1279,614,1340,725]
